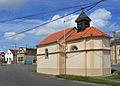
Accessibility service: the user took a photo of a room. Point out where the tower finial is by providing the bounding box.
[81,0,84,8]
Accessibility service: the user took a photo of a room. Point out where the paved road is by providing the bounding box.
[0,64,110,86]
[112,64,120,71]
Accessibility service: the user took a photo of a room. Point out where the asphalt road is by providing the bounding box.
[0,64,110,86]
[112,64,120,73]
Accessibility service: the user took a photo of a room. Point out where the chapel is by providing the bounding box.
[36,9,111,76]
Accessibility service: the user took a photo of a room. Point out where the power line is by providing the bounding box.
[64,0,106,22]
[0,2,94,23]
[4,0,105,40]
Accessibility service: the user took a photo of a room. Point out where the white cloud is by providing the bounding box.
[0,0,28,10]
[89,8,112,28]
[23,19,43,24]
[4,32,25,41]
[3,8,118,41]
[27,14,78,35]
[27,8,114,36]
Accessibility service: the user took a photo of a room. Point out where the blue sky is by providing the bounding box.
[0,0,119,52]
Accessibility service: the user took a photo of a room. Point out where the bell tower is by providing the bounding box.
[75,8,91,32]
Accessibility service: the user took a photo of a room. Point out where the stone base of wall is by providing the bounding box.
[66,68,111,76]
[37,68,60,75]
[37,68,111,76]
[87,68,103,76]
[66,68,85,76]
[103,68,111,76]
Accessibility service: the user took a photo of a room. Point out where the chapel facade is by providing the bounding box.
[36,9,112,76]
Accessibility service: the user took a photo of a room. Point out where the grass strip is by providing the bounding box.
[56,74,120,85]
[105,74,120,81]
[31,70,37,72]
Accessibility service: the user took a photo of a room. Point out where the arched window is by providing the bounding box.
[45,49,49,59]
[70,45,78,51]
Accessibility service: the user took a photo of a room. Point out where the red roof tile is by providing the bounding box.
[0,52,4,55]
[66,26,112,41]
[9,49,18,56]
[37,26,111,46]
[36,27,75,46]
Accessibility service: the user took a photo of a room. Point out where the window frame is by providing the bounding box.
[118,49,120,55]
[70,45,78,51]
[45,48,49,59]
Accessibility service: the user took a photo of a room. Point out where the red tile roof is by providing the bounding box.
[66,26,112,41]
[36,27,75,46]
[36,26,111,46]
[9,49,18,56]
[0,52,4,55]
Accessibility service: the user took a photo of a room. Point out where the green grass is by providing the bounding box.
[56,74,120,85]
[105,74,120,81]
[31,70,37,72]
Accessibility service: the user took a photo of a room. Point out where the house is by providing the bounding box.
[0,52,5,59]
[5,49,18,64]
[111,44,120,64]
[17,47,37,64]
[0,52,5,62]
[36,9,112,76]
[111,31,120,64]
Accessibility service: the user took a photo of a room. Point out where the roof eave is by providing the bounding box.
[36,41,57,47]
[66,35,112,42]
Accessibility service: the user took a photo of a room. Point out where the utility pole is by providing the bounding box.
[26,44,27,64]
[15,43,17,64]
[113,31,117,64]
[63,21,66,74]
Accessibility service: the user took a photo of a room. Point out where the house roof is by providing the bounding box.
[9,49,18,55]
[36,26,111,47]
[0,52,4,55]
[26,48,36,50]
[19,47,36,53]
[36,27,75,46]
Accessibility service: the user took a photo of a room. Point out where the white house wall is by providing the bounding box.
[37,43,58,54]
[103,38,110,49]
[67,39,84,51]
[103,51,110,68]
[37,43,59,75]
[66,52,85,75]
[93,37,101,49]
[5,50,14,64]
[37,54,59,75]
[94,51,101,68]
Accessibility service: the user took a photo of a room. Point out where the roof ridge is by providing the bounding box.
[59,27,75,40]
[36,27,75,46]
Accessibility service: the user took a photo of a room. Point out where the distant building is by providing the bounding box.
[0,52,5,59]
[17,47,36,64]
[5,49,18,64]
[36,9,112,76]
[0,52,5,62]
[111,31,120,64]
